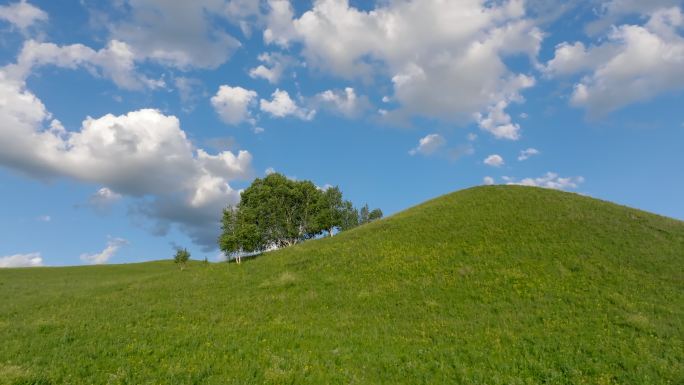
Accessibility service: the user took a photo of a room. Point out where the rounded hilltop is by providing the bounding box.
[1,185,682,384]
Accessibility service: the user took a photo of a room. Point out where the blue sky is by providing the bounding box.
[1,0,683,267]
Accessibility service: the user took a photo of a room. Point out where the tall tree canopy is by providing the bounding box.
[219,173,382,256]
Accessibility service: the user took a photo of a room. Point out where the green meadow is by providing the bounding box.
[1,186,683,384]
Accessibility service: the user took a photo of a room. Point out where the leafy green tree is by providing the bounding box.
[368,208,383,222]
[219,173,324,256]
[359,204,370,225]
[218,173,383,255]
[293,179,322,241]
[220,201,267,263]
[173,248,190,270]
[316,186,344,237]
[339,200,359,231]
[357,204,383,225]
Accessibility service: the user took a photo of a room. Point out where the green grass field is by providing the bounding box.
[1,186,683,384]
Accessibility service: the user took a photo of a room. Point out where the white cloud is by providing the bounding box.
[80,238,128,265]
[409,133,475,160]
[409,134,446,156]
[88,187,122,213]
[586,0,682,34]
[543,41,611,76]
[483,176,495,185]
[518,147,540,161]
[0,252,43,268]
[0,1,47,32]
[107,1,242,70]
[475,83,533,141]
[37,215,51,222]
[248,52,294,84]
[260,89,315,120]
[313,87,368,118]
[545,7,684,115]
[265,0,540,137]
[263,0,297,47]
[484,154,505,167]
[467,133,478,141]
[224,0,263,37]
[265,167,276,175]
[0,72,252,249]
[4,39,164,90]
[249,66,278,84]
[504,172,584,190]
[211,85,258,125]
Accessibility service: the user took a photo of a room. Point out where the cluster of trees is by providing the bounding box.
[219,173,382,259]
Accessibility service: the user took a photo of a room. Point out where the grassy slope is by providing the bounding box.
[1,186,683,384]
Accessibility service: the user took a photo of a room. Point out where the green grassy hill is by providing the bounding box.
[1,186,683,384]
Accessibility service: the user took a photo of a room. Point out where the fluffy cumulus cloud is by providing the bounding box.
[409,134,446,156]
[0,252,43,268]
[263,0,297,47]
[0,0,47,32]
[260,89,315,120]
[211,85,258,125]
[545,6,684,115]
[0,70,253,249]
[484,154,505,167]
[249,52,295,84]
[107,0,244,70]
[80,238,128,265]
[264,0,540,137]
[313,87,369,118]
[475,96,530,140]
[2,107,249,196]
[483,176,495,185]
[504,172,584,190]
[4,39,163,90]
[518,147,539,161]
